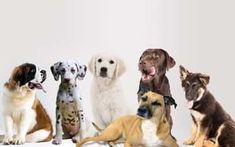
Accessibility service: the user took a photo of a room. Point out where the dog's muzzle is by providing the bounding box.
[100,67,108,78]
[137,106,152,119]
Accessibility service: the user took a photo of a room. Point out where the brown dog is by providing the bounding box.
[138,48,176,129]
[180,65,235,147]
[76,91,178,147]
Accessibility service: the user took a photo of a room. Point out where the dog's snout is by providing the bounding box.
[40,70,46,75]
[64,78,70,83]
[139,61,146,65]
[137,107,148,114]
[100,67,107,72]
[84,66,87,72]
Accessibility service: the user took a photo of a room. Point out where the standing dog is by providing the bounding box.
[89,54,128,129]
[51,60,88,144]
[76,91,178,147]
[179,65,235,147]
[2,63,53,145]
[138,48,176,129]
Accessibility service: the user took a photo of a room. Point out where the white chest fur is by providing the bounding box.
[191,110,205,122]
[141,120,162,146]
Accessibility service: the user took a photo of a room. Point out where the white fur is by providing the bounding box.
[89,55,129,128]
[26,130,50,143]
[141,120,162,146]
[1,65,49,144]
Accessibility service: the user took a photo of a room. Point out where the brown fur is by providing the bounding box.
[180,65,235,147]
[138,48,176,133]
[27,98,53,141]
[76,92,178,147]
[3,63,53,144]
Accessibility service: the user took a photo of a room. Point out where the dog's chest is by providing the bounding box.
[191,110,205,122]
[141,120,162,146]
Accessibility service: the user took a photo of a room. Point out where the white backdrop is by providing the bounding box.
[0,0,235,146]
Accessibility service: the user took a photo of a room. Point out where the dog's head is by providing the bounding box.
[137,91,177,119]
[5,63,46,91]
[89,55,126,80]
[51,60,87,84]
[139,49,175,82]
[179,65,210,109]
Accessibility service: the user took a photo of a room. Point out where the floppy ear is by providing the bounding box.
[114,58,126,78]
[164,96,177,108]
[198,73,210,86]
[50,62,62,81]
[179,65,189,81]
[160,49,176,70]
[89,56,96,75]
[75,61,87,80]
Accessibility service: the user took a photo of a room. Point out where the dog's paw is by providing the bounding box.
[3,136,13,145]
[183,138,195,145]
[52,138,62,145]
[12,136,25,145]
[72,135,80,143]
[203,139,216,147]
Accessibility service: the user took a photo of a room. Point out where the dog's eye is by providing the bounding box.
[192,83,197,88]
[61,68,66,73]
[109,60,114,64]
[98,58,102,63]
[30,68,35,73]
[152,101,161,106]
[71,68,75,74]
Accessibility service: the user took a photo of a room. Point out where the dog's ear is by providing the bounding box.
[164,96,177,108]
[198,73,210,86]
[50,62,62,81]
[89,56,96,75]
[160,49,176,70]
[179,65,189,81]
[75,61,87,80]
[114,58,126,78]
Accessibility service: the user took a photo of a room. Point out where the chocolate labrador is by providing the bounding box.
[137,48,176,129]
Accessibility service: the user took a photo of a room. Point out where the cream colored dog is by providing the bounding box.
[76,91,178,147]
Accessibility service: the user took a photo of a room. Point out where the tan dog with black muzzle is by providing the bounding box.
[76,91,178,147]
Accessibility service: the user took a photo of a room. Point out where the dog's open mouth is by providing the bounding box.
[28,82,46,92]
[141,67,156,81]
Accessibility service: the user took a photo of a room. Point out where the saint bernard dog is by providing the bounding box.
[1,63,53,145]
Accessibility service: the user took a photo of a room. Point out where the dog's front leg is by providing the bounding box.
[3,114,14,145]
[72,97,86,143]
[184,122,197,145]
[14,110,33,145]
[52,106,63,145]
[194,124,208,147]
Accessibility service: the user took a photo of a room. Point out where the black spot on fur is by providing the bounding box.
[57,114,61,120]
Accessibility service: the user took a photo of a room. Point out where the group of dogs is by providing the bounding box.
[1,48,235,147]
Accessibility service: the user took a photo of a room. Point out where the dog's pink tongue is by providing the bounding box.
[187,100,194,109]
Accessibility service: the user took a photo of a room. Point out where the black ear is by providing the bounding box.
[50,62,62,81]
[164,96,177,108]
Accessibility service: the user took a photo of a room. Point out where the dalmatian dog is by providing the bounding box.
[50,60,88,145]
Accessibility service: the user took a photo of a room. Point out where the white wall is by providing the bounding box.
[0,0,235,146]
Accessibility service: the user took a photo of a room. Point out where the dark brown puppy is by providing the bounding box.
[138,48,176,128]
[180,65,235,147]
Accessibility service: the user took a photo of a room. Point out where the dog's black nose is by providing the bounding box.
[84,66,87,72]
[137,107,148,114]
[64,78,70,83]
[40,70,46,74]
[100,67,107,72]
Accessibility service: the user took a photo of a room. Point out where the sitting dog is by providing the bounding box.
[137,48,176,129]
[89,54,129,129]
[2,63,53,145]
[51,60,89,144]
[179,65,235,147]
[76,91,178,147]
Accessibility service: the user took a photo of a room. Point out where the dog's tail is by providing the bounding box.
[26,129,52,142]
[92,122,103,132]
